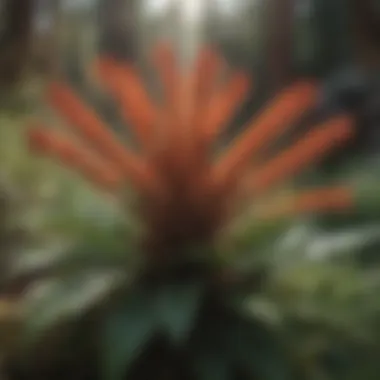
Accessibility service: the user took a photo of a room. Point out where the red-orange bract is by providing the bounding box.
[26,43,354,257]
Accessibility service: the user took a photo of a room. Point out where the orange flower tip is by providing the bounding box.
[102,173,123,188]
[26,126,50,152]
[47,80,63,93]
[288,80,319,100]
[231,73,251,96]
[198,47,221,68]
[332,114,355,138]
[92,58,106,75]
[46,81,69,104]
[93,56,118,76]
[152,42,176,66]
[153,41,172,55]
[92,58,121,89]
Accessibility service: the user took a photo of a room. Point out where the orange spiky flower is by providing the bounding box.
[19,42,380,380]
[26,43,355,260]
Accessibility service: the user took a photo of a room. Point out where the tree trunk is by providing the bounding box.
[0,0,33,86]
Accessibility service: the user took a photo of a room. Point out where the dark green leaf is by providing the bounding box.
[156,281,204,345]
[102,288,158,380]
[16,225,136,278]
[230,217,290,258]
[56,238,131,273]
[227,315,293,380]
[193,350,232,380]
[190,314,234,380]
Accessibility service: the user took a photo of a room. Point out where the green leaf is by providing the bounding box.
[190,316,233,380]
[57,235,133,273]
[102,288,159,380]
[12,240,129,279]
[27,222,136,277]
[193,350,232,380]
[355,181,380,217]
[23,271,123,348]
[235,218,290,252]
[227,315,293,380]
[191,311,293,380]
[156,281,204,345]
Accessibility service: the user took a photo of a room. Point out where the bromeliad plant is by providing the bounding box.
[7,43,376,380]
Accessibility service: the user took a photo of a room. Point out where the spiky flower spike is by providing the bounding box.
[27,43,354,260]
[17,43,369,380]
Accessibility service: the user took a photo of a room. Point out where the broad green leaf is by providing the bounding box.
[193,350,232,380]
[55,230,135,273]
[22,271,123,348]
[227,315,293,380]
[190,314,234,380]
[156,281,204,345]
[233,218,291,253]
[102,288,159,380]
[10,235,135,284]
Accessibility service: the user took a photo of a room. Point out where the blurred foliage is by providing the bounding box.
[0,0,379,380]
[3,121,379,379]
[0,101,128,330]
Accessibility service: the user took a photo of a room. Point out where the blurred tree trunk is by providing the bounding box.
[266,0,295,91]
[32,0,62,77]
[98,0,138,61]
[0,0,33,86]
[350,0,380,69]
